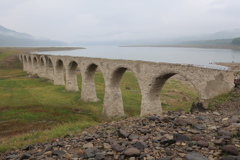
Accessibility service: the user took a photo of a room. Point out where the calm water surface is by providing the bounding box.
[35,46,240,70]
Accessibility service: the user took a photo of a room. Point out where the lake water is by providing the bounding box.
[35,46,240,70]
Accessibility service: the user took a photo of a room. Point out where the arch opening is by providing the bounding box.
[65,61,79,91]
[151,73,199,112]
[54,59,65,85]
[81,63,105,102]
[46,58,54,80]
[32,57,38,73]
[109,67,142,116]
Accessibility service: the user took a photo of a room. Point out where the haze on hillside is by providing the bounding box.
[1,0,240,46]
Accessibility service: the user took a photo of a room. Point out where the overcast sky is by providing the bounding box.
[1,0,240,44]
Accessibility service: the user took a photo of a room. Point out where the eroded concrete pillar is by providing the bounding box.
[102,68,127,117]
[65,62,79,91]
[53,60,65,85]
[81,64,98,101]
[139,74,174,116]
[102,84,125,117]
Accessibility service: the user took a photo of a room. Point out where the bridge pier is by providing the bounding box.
[103,82,125,117]
[80,64,99,101]
[65,61,79,91]
[53,60,65,85]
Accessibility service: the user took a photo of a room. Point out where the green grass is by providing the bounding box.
[0,47,200,152]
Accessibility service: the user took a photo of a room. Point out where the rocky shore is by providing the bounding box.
[1,89,240,160]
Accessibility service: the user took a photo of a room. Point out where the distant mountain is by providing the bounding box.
[0,25,67,47]
[172,29,240,45]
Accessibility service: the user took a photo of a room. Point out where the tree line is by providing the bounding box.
[232,37,240,45]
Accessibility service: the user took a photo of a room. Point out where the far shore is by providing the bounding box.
[120,44,240,50]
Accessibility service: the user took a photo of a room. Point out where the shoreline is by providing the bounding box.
[120,44,240,50]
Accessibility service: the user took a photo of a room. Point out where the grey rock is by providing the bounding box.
[228,116,239,123]
[174,119,188,126]
[85,147,98,158]
[174,134,190,141]
[220,156,240,160]
[222,145,239,156]
[124,147,141,156]
[148,115,160,121]
[158,157,172,160]
[197,140,209,147]
[118,129,129,138]
[95,152,106,160]
[133,141,148,151]
[128,133,139,140]
[85,136,94,141]
[19,153,32,160]
[112,143,124,152]
[6,155,19,160]
[52,150,66,157]
[218,130,233,137]
[185,152,208,160]
[196,116,206,121]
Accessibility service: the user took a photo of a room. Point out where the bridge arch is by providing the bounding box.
[45,57,54,80]
[38,56,46,78]
[54,59,65,85]
[65,61,79,91]
[144,71,200,114]
[32,56,39,75]
[81,63,103,102]
[103,66,141,117]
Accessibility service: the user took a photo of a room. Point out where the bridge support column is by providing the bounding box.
[81,72,98,101]
[102,83,125,118]
[22,57,27,71]
[66,68,79,91]
[139,79,163,116]
[53,68,65,85]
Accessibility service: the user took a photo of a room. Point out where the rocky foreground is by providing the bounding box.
[1,88,240,160]
[1,107,240,160]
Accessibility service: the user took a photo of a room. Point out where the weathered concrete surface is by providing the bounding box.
[19,54,235,117]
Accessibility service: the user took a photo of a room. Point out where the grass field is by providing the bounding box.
[0,47,199,152]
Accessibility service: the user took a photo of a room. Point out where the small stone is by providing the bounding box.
[95,152,105,160]
[173,134,190,141]
[220,156,240,160]
[158,157,172,160]
[218,130,233,137]
[222,117,229,121]
[112,143,124,152]
[128,133,139,140]
[85,147,98,158]
[228,116,239,123]
[185,152,208,160]
[133,141,148,151]
[124,148,141,156]
[19,153,32,160]
[148,115,160,121]
[196,116,206,121]
[118,129,129,138]
[213,111,221,116]
[191,135,203,141]
[198,140,209,147]
[103,143,111,150]
[22,145,31,150]
[52,150,66,157]
[83,142,93,148]
[85,136,94,141]
[6,155,19,160]
[222,145,239,156]
[174,119,188,126]
[78,149,84,155]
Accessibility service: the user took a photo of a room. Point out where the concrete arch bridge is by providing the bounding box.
[19,54,234,117]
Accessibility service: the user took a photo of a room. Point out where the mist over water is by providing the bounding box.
[35,46,240,70]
